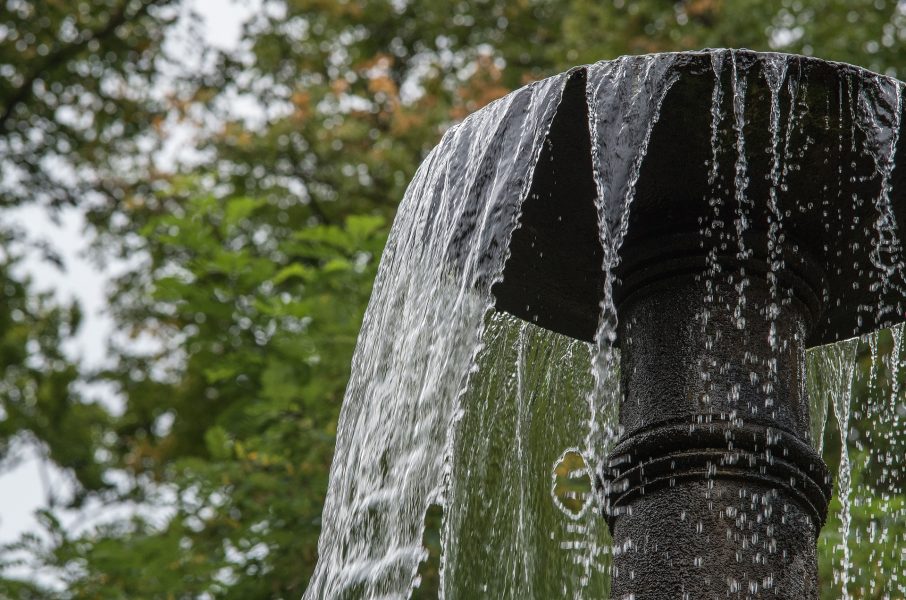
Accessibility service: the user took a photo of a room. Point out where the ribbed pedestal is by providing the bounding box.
[600,251,832,599]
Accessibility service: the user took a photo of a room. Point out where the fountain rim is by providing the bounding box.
[489,47,906,349]
[571,47,904,87]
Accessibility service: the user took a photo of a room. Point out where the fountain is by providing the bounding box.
[304,50,906,599]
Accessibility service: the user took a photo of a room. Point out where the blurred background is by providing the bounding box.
[0,1,905,598]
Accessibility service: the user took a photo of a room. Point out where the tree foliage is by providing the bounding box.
[2,0,906,598]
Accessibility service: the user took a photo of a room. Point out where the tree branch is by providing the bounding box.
[0,0,161,133]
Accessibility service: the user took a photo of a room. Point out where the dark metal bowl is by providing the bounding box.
[493,50,906,346]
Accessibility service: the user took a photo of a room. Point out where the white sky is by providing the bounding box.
[0,0,260,575]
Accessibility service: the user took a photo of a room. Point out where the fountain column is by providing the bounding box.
[600,241,832,599]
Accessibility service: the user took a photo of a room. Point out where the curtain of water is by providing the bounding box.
[306,51,906,599]
[439,313,607,598]
[303,73,567,599]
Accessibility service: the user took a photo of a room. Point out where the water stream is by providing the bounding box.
[305,50,906,599]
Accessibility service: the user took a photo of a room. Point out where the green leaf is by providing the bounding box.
[204,426,233,460]
[273,263,313,284]
[224,197,265,227]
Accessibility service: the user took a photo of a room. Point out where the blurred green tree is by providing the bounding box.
[0,0,173,562]
[2,1,906,598]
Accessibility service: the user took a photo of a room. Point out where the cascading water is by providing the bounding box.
[304,50,906,599]
[302,73,568,599]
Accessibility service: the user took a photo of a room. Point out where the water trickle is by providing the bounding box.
[835,324,906,598]
[730,51,754,332]
[763,54,790,412]
[584,53,678,465]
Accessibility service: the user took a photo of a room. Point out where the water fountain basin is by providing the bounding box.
[494,49,906,348]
